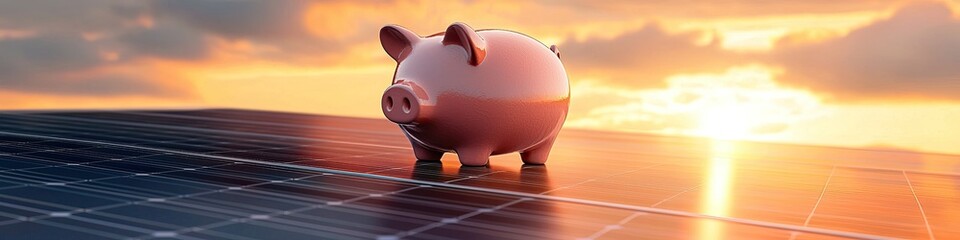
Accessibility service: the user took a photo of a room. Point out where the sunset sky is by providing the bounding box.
[1,0,959,154]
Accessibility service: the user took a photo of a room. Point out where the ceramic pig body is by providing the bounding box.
[380,22,569,166]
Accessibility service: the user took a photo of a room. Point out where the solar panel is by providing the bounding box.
[0,109,955,239]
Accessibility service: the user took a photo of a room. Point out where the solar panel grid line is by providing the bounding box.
[0,112,840,236]
[26,112,405,150]
[0,122,405,172]
[109,198,308,232]
[77,174,392,227]
[0,135,516,238]
[0,200,48,224]
[0,112,411,150]
[269,198,445,227]
[579,212,646,240]
[134,109,338,124]
[0,122,199,145]
[238,202,453,239]
[207,218,373,240]
[43,166,320,207]
[0,205,27,222]
[9,110,944,238]
[1,138,808,240]
[0,130,893,239]
[170,188,318,214]
[7,142,896,240]
[2,124,402,167]
[0,142,106,156]
[52,213,183,238]
[67,176,221,203]
[0,154,185,187]
[395,198,531,238]
[786,166,838,240]
[76,208,202,234]
[124,111,400,137]
[582,179,706,239]
[5,110,928,189]
[399,207,568,240]
[90,189,337,235]
[0,154,238,192]
[170,227,260,240]
[807,168,931,238]
[0,114,292,146]
[88,111,688,162]
[333,196,493,224]
[29,217,137,239]
[0,146,187,185]
[148,185,437,239]
[254,204,441,239]
[538,163,669,195]
[3,171,338,238]
[440,170,509,184]
[902,170,936,240]
[492,205,621,237]
[179,226,329,240]
[3,124,692,240]
[0,139,55,147]
[422,201,651,240]
[0,121,408,175]
[0,142,348,210]
[903,174,960,238]
[0,161,246,222]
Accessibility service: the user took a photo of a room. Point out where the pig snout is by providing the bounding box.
[382,85,421,124]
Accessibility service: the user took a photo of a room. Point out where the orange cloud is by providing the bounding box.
[1,0,958,154]
[561,24,747,89]
[772,1,960,101]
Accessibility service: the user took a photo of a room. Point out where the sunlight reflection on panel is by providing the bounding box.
[699,140,736,239]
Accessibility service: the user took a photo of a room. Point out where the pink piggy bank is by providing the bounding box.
[379,22,569,166]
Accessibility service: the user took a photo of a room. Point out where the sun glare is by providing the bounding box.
[697,105,754,140]
[566,66,821,141]
[698,140,737,239]
[680,66,821,141]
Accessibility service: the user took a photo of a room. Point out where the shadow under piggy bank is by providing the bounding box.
[399,161,558,238]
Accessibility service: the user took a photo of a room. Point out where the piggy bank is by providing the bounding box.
[379,22,569,166]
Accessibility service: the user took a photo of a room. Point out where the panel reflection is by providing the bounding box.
[699,140,737,239]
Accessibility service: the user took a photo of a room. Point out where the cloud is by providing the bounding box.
[561,24,748,88]
[0,32,186,97]
[550,0,901,19]
[117,22,210,60]
[772,1,960,100]
[566,66,821,139]
[148,0,310,41]
[145,0,356,63]
[0,33,101,78]
[0,0,953,105]
[559,1,960,101]
[0,0,197,98]
[0,0,146,32]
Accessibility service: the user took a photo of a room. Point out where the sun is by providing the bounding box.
[686,66,820,141]
[566,66,821,142]
[696,104,757,140]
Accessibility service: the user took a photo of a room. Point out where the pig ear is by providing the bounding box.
[380,25,420,62]
[550,45,561,59]
[442,22,487,66]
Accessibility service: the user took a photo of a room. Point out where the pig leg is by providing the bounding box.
[521,136,556,165]
[409,141,444,161]
[455,147,491,166]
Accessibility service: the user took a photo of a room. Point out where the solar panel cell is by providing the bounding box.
[0,109,952,239]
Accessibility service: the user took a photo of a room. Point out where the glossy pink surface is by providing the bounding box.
[379,22,569,166]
